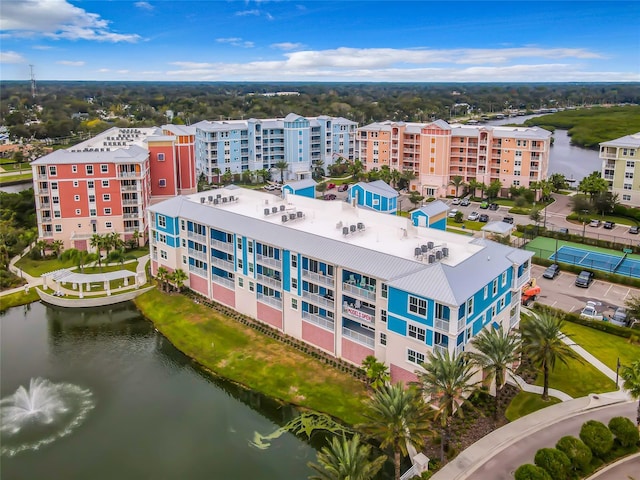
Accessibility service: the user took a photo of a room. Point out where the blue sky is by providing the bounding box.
[1,0,638,82]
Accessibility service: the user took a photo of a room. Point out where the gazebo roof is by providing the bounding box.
[43,268,135,283]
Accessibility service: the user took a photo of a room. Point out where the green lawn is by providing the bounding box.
[16,255,140,277]
[505,392,561,421]
[133,290,370,425]
[0,172,33,184]
[534,354,617,398]
[0,289,41,312]
[562,322,640,370]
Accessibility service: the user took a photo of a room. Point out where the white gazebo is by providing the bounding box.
[42,268,141,298]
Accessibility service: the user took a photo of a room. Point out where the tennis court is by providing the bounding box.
[550,245,640,278]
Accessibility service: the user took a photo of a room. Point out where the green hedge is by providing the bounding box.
[532,304,637,338]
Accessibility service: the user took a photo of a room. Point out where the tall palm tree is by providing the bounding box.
[362,355,390,390]
[379,165,392,184]
[61,248,97,273]
[348,159,364,182]
[107,232,123,254]
[417,350,477,462]
[156,267,169,292]
[467,179,481,199]
[170,268,188,292]
[308,434,387,480]
[90,233,104,267]
[468,326,521,418]
[360,382,432,480]
[620,360,640,426]
[520,313,580,400]
[51,240,64,259]
[275,160,289,184]
[390,169,401,189]
[448,175,466,198]
[35,239,48,258]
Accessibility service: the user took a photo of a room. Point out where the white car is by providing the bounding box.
[452,198,461,205]
[580,304,603,321]
[448,209,459,218]
[468,211,479,221]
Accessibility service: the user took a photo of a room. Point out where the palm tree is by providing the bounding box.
[620,360,640,426]
[467,179,481,199]
[379,165,392,184]
[107,248,136,267]
[448,175,466,198]
[90,234,104,267]
[520,313,580,400]
[156,267,169,292]
[417,350,477,462]
[51,240,64,259]
[170,268,188,292]
[308,434,387,480]
[360,382,432,480]
[61,248,97,273]
[468,326,521,418]
[35,239,48,258]
[348,159,365,182]
[275,160,289,184]
[107,232,123,254]
[212,167,221,184]
[256,168,270,184]
[361,355,390,390]
[390,169,401,189]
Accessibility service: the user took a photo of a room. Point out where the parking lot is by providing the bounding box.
[530,264,640,318]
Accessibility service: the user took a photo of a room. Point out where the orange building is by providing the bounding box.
[357,120,551,198]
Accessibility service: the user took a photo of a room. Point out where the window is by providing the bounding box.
[103,194,110,202]
[625,172,634,179]
[181,220,185,231]
[291,298,298,310]
[380,332,387,346]
[101,164,108,173]
[623,194,631,201]
[492,279,498,295]
[157,153,165,161]
[87,180,95,189]
[237,258,243,269]
[51,182,58,190]
[72,165,77,173]
[247,241,253,254]
[627,161,635,168]
[501,272,507,286]
[483,285,488,299]
[86,165,94,175]
[181,238,186,247]
[49,166,57,176]
[54,210,61,218]
[249,282,255,292]
[291,278,298,290]
[102,180,109,188]
[381,283,388,298]
[407,349,425,365]
[291,255,297,268]
[238,277,244,288]
[160,250,168,260]
[158,233,167,244]
[105,221,112,228]
[54,224,62,232]
[158,215,166,228]
[74,195,80,201]
[249,263,254,274]
[159,179,166,187]
[236,237,242,250]
[182,255,187,265]
[104,208,112,215]
[52,196,60,204]
[381,309,387,323]
[624,183,633,190]
[467,298,474,316]
[408,295,427,316]
[75,209,81,215]
[408,324,426,342]
[89,194,96,203]
[73,180,79,187]
[500,296,506,309]
[435,303,450,320]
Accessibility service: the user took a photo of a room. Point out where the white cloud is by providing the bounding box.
[134,2,154,11]
[271,42,303,51]
[235,9,260,16]
[0,0,141,42]
[33,45,53,50]
[57,60,85,66]
[0,50,26,64]
[97,68,110,72]
[216,37,254,48]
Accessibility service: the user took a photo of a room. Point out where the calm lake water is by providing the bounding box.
[0,302,320,480]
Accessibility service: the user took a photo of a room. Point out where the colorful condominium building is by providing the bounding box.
[32,125,197,250]
[600,132,640,207]
[356,120,551,198]
[149,187,532,382]
[194,113,357,183]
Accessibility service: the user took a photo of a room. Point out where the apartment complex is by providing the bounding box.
[600,132,640,207]
[356,120,551,198]
[149,187,532,382]
[194,113,357,183]
[32,126,197,250]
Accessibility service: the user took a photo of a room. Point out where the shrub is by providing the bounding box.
[534,447,571,479]
[580,420,614,459]
[514,463,552,480]
[608,416,639,447]
[556,435,593,473]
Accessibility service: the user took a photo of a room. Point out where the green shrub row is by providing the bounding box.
[515,417,638,480]
[532,304,639,338]
[614,204,640,223]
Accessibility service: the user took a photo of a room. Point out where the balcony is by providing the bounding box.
[342,327,374,348]
[256,254,281,269]
[41,216,52,223]
[256,273,282,289]
[123,212,140,219]
[302,291,334,310]
[302,311,335,331]
[124,226,139,233]
[118,170,141,179]
[342,282,376,301]
[122,199,140,205]
[212,257,234,272]
[301,269,334,288]
[342,303,375,325]
[39,188,49,194]
[121,184,139,191]
[187,231,207,244]
[188,265,208,278]
[42,231,54,238]
[257,294,282,310]
[434,318,450,333]
[213,275,235,290]
[433,344,448,356]
[37,173,47,180]
[188,248,207,261]
[513,273,530,290]
[211,238,233,253]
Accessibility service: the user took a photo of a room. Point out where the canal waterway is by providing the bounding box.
[0,302,320,479]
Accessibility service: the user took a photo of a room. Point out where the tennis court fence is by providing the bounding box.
[524,246,640,278]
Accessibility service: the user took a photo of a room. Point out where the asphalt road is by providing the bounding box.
[588,453,640,479]
[469,402,636,480]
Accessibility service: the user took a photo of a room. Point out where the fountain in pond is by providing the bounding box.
[0,377,95,457]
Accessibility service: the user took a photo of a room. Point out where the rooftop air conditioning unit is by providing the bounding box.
[264,208,270,216]
[200,197,205,204]
[282,215,288,223]
[436,250,443,260]
[421,244,428,253]
[427,241,434,250]
[296,211,303,218]
[208,196,213,203]
[289,213,296,220]
[442,247,449,257]
[350,225,356,233]
[229,195,235,201]
[222,197,228,203]
[357,222,364,230]
[428,255,435,264]
[280,205,285,212]
[213,199,219,205]
[342,226,349,235]
[414,247,422,257]
[272,207,278,214]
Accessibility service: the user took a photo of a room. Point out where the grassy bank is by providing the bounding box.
[133,289,369,425]
[505,392,561,421]
[0,289,41,312]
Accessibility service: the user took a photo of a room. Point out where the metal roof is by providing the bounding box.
[32,144,149,165]
[600,132,640,148]
[284,179,317,190]
[414,200,449,217]
[353,180,398,197]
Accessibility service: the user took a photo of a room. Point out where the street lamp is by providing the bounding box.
[582,209,589,240]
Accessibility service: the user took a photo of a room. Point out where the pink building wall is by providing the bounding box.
[189,273,208,296]
[341,338,373,365]
[257,302,283,329]
[212,283,235,308]
[302,322,335,354]
[390,364,419,384]
[148,141,177,197]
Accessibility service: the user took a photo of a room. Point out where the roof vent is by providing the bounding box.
[289,213,296,220]
[436,250,443,260]
[296,211,304,218]
[222,197,228,203]
[357,222,365,230]
[213,198,219,205]
[350,225,356,233]
[216,194,222,199]
[421,244,428,253]
[208,196,213,203]
[229,195,235,201]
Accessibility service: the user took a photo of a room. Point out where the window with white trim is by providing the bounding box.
[381,309,387,323]
[54,210,61,218]
[408,295,427,316]
[291,255,297,267]
[49,166,57,176]
[72,165,77,173]
[158,233,167,244]
[52,196,59,204]
[182,255,187,264]
[291,298,298,310]
[103,194,110,202]
[158,215,166,228]
[492,279,498,295]
[104,208,112,215]
[238,277,244,288]
[54,224,62,232]
[51,182,58,190]
[500,296,506,309]
[408,323,426,342]
[74,195,80,201]
[101,164,108,173]
[75,209,81,215]
[160,250,167,260]
[159,179,166,187]
[623,194,631,201]
[73,180,79,187]
[157,153,165,161]
[88,180,94,189]
[291,278,298,290]
[105,221,112,228]
[501,272,507,286]
[483,285,488,299]
[467,297,474,316]
[86,165,93,175]
[380,332,387,346]
[407,349,425,365]
[102,180,109,188]
[381,283,388,298]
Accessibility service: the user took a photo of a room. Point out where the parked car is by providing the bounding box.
[468,211,480,221]
[629,226,639,234]
[452,197,460,205]
[502,216,515,224]
[611,307,628,326]
[323,193,336,201]
[337,184,349,192]
[557,227,569,234]
[575,270,595,288]
[460,198,471,206]
[326,183,336,189]
[489,203,499,211]
[448,208,459,218]
[479,201,489,209]
[580,305,604,321]
[478,214,489,223]
[542,263,560,279]
[264,184,276,191]
[603,221,615,229]
[589,219,601,227]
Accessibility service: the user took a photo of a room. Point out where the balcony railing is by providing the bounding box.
[513,273,530,290]
[434,318,450,333]
[256,254,282,269]
[37,173,47,180]
[301,269,334,287]
[39,188,49,194]
[123,213,139,219]
[342,282,376,301]
[213,275,235,290]
[188,265,208,278]
[121,184,139,191]
[302,311,335,331]
[118,171,141,179]
[124,226,139,233]
[302,291,334,310]
[188,248,207,261]
[256,273,282,289]
[257,294,282,310]
[342,304,375,325]
[42,231,54,238]
[187,231,207,244]
[212,257,234,272]
[342,327,374,348]
[433,344,448,356]
[510,313,519,328]
[122,199,140,205]
[457,317,466,332]
[210,239,233,253]
[41,216,52,223]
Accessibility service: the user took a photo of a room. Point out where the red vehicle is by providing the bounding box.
[337,184,349,192]
[521,279,541,306]
[326,183,336,189]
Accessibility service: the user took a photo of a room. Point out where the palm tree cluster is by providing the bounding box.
[155,267,187,293]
